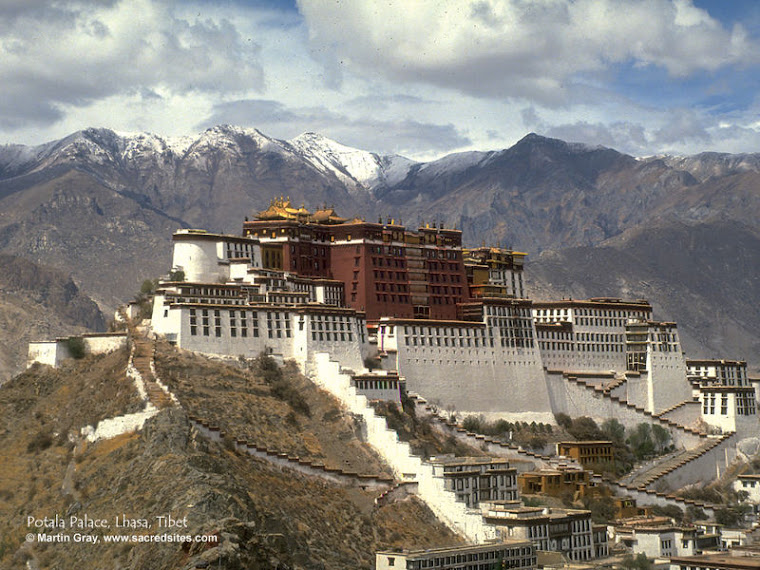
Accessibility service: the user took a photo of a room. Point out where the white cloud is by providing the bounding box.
[297,0,756,104]
[0,0,264,129]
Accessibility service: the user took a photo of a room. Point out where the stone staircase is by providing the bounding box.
[618,432,736,489]
[132,338,174,409]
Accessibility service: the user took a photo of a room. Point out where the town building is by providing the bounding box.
[611,516,721,559]
[734,474,760,507]
[556,441,614,468]
[517,465,592,499]
[429,455,518,507]
[481,503,604,562]
[350,370,403,403]
[688,360,758,434]
[428,456,519,508]
[375,540,536,570]
[669,552,760,570]
[612,497,651,520]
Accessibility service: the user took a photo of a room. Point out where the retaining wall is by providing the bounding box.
[190,418,393,490]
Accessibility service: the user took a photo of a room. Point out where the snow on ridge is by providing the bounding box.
[289,131,417,191]
[418,150,490,176]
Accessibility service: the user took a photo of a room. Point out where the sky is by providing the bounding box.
[2,0,760,160]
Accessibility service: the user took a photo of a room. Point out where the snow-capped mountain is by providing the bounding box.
[0,126,418,196]
[288,132,416,193]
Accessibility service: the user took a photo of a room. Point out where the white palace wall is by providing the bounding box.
[172,239,227,283]
[27,334,128,368]
[380,322,554,423]
[155,303,367,374]
[620,374,651,411]
[648,351,693,414]
[656,435,737,490]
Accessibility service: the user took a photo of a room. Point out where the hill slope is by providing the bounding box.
[0,346,461,569]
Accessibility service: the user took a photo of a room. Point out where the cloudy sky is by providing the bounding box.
[2,0,760,160]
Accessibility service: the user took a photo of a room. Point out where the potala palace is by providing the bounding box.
[28,199,760,509]
[146,200,758,447]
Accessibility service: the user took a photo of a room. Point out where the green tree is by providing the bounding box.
[568,416,605,441]
[462,415,484,433]
[583,496,616,524]
[65,336,86,359]
[168,269,185,282]
[627,423,656,460]
[715,504,751,527]
[652,504,684,523]
[140,279,158,296]
[652,424,672,453]
[555,412,572,430]
[601,418,626,443]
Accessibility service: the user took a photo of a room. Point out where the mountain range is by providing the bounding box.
[2,125,760,379]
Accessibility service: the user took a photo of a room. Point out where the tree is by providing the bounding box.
[462,415,484,433]
[715,504,751,528]
[140,279,158,296]
[168,269,185,282]
[652,504,684,523]
[652,424,672,454]
[568,416,605,441]
[601,418,626,443]
[685,505,707,523]
[65,336,86,359]
[583,496,616,524]
[555,412,572,430]
[627,423,656,460]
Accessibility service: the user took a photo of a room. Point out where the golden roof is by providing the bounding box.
[256,197,310,221]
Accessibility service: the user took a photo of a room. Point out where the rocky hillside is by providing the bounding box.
[0,346,461,569]
[0,255,105,384]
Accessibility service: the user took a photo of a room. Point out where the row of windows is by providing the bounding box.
[405,548,533,569]
[373,270,407,280]
[429,272,462,282]
[289,244,327,257]
[353,379,397,390]
[486,306,532,318]
[188,309,364,343]
[225,241,256,260]
[406,336,492,348]
[181,286,241,298]
[539,341,624,353]
[535,308,649,318]
[376,282,408,292]
[372,257,406,268]
[376,294,410,303]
